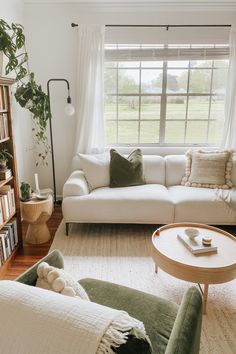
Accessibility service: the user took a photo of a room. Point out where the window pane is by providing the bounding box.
[118,121,139,143]
[141,69,162,93]
[165,121,185,143]
[140,121,160,143]
[212,69,227,95]
[118,69,139,93]
[106,121,117,144]
[105,69,117,93]
[119,62,140,68]
[189,69,211,93]
[185,121,208,143]
[166,96,187,120]
[105,96,116,120]
[141,61,163,68]
[167,69,188,93]
[190,60,213,68]
[188,97,210,119]
[141,96,161,120]
[210,99,225,120]
[167,61,189,68]
[213,60,229,68]
[118,96,139,120]
[208,120,224,144]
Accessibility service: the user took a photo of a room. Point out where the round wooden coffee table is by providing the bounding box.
[151,223,236,314]
[21,195,53,244]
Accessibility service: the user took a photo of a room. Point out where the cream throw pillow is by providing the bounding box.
[79,153,110,190]
[36,262,90,300]
[181,149,233,189]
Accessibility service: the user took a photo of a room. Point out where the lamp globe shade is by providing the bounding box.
[64,103,75,116]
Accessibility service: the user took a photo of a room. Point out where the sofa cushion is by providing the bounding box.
[168,185,236,224]
[80,278,179,354]
[79,153,110,190]
[143,155,165,185]
[63,184,174,224]
[181,150,233,189]
[165,155,186,186]
[110,149,145,188]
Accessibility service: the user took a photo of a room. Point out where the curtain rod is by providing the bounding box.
[71,23,231,30]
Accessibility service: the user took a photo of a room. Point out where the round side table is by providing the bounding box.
[21,195,53,244]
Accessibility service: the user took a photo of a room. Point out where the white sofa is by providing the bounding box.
[62,154,236,234]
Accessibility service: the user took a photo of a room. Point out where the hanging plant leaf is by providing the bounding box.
[0,18,51,164]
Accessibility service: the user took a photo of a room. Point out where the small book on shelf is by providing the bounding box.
[0,169,12,180]
[177,234,217,254]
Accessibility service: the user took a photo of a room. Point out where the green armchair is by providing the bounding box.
[16,250,202,354]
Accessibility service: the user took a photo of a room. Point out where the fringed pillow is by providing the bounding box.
[181,149,233,189]
[36,262,89,300]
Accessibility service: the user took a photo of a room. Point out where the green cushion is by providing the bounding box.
[80,278,179,354]
[110,149,146,188]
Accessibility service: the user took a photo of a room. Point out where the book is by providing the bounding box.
[177,234,217,254]
[0,233,7,261]
[0,169,12,180]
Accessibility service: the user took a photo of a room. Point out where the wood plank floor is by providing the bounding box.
[2,206,63,280]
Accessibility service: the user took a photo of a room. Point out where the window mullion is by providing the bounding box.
[138,62,141,144]
[206,61,214,143]
[184,61,191,143]
[159,61,167,144]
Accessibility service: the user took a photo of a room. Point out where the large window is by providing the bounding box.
[104,44,229,146]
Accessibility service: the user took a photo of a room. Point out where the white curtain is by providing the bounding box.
[221,25,236,150]
[74,25,105,154]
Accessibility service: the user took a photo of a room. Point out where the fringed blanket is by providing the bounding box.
[0,281,145,354]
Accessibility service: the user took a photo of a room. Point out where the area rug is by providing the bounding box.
[50,221,236,354]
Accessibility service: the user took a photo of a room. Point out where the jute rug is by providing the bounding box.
[50,221,236,354]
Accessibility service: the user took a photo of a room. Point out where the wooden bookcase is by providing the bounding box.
[0,76,22,278]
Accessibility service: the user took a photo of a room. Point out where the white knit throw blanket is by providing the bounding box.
[0,281,145,354]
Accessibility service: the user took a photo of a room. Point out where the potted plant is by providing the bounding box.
[0,19,51,164]
[20,182,32,202]
[0,149,12,171]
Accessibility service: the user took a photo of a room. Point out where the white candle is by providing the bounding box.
[34,173,40,193]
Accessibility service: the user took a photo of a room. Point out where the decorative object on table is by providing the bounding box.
[109,148,146,188]
[184,227,199,239]
[20,182,32,202]
[0,149,12,171]
[36,262,90,300]
[35,192,49,200]
[177,233,217,254]
[47,79,75,204]
[181,149,233,189]
[20,195,53,244]
[0,19,51,163]
[34,173,40,195]
[202,236,212,246]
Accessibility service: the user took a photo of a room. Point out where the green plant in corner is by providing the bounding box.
[0,19,51,164]
[20,181,32,202]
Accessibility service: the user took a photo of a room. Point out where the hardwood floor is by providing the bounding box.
[2,205,63,280]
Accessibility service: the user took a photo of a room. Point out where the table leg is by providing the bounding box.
[203,284,209,314]
[155,263,158,274]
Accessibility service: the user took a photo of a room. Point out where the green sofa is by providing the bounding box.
[16,250,203,354]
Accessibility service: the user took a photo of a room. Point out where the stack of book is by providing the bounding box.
[0,86,8,111]
[177,233,217,254]
[0,186,16,224]
[0,218,18,266]
[0,169,12,181]
[0,113,9,140]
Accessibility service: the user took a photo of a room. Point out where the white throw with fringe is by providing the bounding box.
[0,281,145,354]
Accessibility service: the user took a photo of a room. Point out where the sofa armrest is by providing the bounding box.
[63,170,89,197]
[165,286,202,354]
[15,250,64,286]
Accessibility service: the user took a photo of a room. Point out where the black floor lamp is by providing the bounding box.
[47,79,75,204]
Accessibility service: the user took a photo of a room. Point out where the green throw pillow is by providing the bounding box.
[110,149,145,188]
[115,328,153,354]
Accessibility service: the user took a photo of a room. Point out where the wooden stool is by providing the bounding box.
[21,195,53,244]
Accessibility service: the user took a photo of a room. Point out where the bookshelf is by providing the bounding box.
[0,76,22,278]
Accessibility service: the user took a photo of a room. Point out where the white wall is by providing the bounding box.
[23,2,236,196]
[0,0,34,188]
